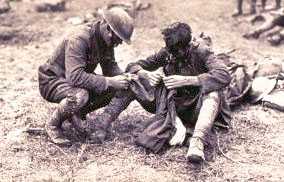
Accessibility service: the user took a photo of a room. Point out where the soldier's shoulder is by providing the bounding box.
[64,23,93,43]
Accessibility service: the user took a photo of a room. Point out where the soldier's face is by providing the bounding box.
[164,34,187,59]
[167,43,187,59]
[110,29,123,47]
[174,48,186,59]
[101,25,113,47]
[105,26,122,47]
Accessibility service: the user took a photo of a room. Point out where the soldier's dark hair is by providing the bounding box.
[162,22,192,48]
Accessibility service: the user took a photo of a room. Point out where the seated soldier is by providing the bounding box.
[38,8,134,146]
[89,22,231,163]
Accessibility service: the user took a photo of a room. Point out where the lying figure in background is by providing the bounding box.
[244,8,284,45]
[233,0,282,17]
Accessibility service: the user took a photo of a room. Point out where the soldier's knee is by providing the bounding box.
[203,91,220,103]
[74,89,89,107]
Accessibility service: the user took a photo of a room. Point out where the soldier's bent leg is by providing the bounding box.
[88,91,135,143]
[186,91,220,163]
[46,88,89,145]
[255,19,277,36]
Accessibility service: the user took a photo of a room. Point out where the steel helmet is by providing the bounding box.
[101,7,134,44]
[249,77,277,103]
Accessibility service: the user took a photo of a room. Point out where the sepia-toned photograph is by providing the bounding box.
[0,0,283,181]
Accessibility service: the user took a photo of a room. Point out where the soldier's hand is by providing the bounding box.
[163,75,199,89]
[138,69,164,87]
[106,75,129,90]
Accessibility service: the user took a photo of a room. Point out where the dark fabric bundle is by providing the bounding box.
[135,85,176,153]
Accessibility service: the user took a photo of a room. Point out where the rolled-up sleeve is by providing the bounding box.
[65,37,108,93]
[126,48,168,73]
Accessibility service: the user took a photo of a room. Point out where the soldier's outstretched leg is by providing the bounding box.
[46,89,89,146]
[88,91,135,143]
[186,92,220,163]
[243,18,276,39]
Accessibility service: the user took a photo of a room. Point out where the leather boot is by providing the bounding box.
[186,137,205,163]
[88,92,134,143]
[46,89,89,145]
[46,108,71,146]
[46,97,77,146]
[186,92,220,163]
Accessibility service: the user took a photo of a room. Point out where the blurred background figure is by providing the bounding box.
[243,8,284,45]
[261,0,282,10]
[233,0,282,17]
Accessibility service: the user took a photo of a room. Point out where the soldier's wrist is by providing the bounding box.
[186,76,200,86]
[105,77,114,89]
[137,69,148,78]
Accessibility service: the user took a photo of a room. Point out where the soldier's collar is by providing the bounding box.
[89,21,104,61]
[96,21,108,50]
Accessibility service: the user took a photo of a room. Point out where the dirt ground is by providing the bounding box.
[0,0,284,181]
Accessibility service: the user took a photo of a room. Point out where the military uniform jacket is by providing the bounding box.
[38,21,122,101]
[127,36,231,95]
[126,35,232,124]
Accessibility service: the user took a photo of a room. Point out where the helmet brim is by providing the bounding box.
[102,9,132,45]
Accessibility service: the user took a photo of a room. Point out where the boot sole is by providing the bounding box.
[187,154,204,163]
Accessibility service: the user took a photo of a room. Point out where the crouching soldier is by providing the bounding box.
[38,7,134,146]
[90,22,231,163]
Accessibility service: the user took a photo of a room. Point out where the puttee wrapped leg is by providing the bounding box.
[88,92,134,143]
[187,91,220,163]
[46,89,89,146]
